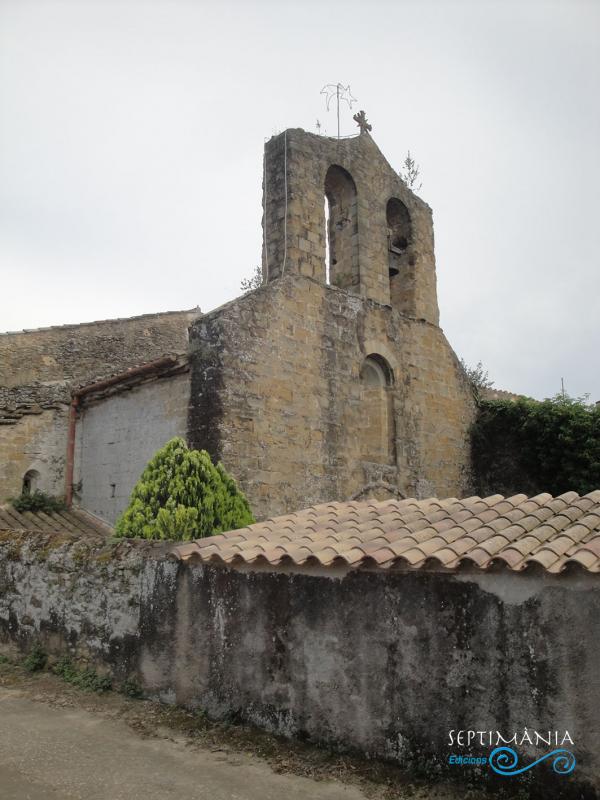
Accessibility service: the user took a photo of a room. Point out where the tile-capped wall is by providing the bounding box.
[1,533,598,797]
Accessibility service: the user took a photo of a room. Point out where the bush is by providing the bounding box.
[12,490,66,514]
[23,644,47,672]
[460,358,494,398]
[121,677,144,699]
[115,438,254,540]
[240,264,263,293]
[471,394,600,497]
[52,657,112,692]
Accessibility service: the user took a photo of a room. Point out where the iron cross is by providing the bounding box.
[353,110,372,135]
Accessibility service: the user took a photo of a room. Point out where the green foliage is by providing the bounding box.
[52,657,112,692]
[121,677,144,699]
[460,359,494,397]
[23,643,47,672]
[240,264,263,293]
[12,490,66,514]
[472,394,600,497]
[399,150,422,191]
[115,438,255,541]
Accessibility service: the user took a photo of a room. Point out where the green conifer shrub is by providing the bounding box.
[114,438,254,540]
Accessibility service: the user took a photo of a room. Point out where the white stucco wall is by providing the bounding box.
[75,374,190,524]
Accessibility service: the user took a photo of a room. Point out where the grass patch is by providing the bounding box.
[11,490,66,514]
[52,657,112,693]
[120,677,143,699]
[23,644,47,672]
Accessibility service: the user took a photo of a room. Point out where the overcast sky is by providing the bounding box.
[1,0,598,400]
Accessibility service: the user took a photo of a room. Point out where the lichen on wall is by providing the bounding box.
[0,533,598,798]
[187,274,474,519]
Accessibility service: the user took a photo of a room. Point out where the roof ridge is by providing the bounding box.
[0,307,201,337]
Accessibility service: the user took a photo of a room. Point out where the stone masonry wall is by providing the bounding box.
[188,274,474,520]
[0,309,197,500]
[0,408,68,501]
[0,309,198,402]
[263,129,439,324]
[0,533,598,799]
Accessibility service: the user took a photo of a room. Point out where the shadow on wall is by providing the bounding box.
[0,530,598,800]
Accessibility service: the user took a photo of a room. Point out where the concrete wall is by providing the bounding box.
[0,533,597,799]
[75,373,190,524]
[188,274,474,520]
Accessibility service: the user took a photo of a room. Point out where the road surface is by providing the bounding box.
[0,688,366,800]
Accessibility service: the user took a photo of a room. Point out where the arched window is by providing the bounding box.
[360,354,394,387]
[359,355,395,464]
[324,165,358,291]
[386,198,413,307]
[22,469,40,495]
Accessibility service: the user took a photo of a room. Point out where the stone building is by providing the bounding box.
[1,125,475,524]
[0,311,198,501]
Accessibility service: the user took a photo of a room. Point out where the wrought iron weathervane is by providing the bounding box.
[320,83,356,139]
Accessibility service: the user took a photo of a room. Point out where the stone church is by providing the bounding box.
[0,124,475,525]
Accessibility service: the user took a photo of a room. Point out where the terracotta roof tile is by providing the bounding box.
[390,547,422,566]
[462,549,493,569]
[525,550,562,570]
[502,535,544,557]
[455,517,485,534]
[517,512,550,531]
[335,546,365,565]
[387,537,420,556]
[562,523,593,544]
[497,524,526,541]
[492,550,526,569]
[565,551,600,572]
[168,493,600,575]
[0,504,110,538]
[579,538,600,558]
[476,508,501,524]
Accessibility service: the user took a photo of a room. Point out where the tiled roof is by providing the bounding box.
[172,492,600,574]
[0,505,112,538]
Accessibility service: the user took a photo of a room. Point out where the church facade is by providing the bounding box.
[1,126,475,524]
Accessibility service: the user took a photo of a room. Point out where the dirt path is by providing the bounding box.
[0,661,507,800]
[0,689,370,800]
